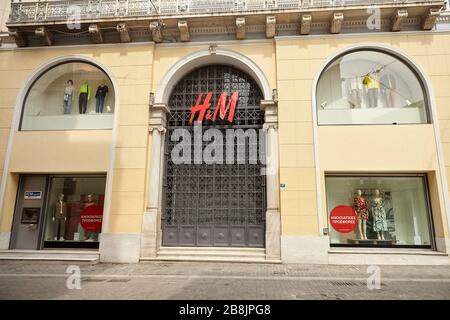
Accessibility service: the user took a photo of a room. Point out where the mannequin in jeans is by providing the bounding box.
[95,81,109,113]
[63,80,74,114]
[363,71,380,108]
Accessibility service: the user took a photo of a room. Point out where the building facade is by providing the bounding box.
[0,0,450,264]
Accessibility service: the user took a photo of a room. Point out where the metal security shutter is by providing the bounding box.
[162,65,266,247]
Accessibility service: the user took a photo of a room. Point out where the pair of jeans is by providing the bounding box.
[63,94,72,114]
[381,88,394,108]
[367,88,378,108]
[96,95,105,113]
[79,92,88,114]
[350,89,362,108]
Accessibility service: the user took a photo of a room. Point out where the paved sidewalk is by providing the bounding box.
[0,261,449,299]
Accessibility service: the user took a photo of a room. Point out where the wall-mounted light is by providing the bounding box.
[272,88,278,103]
[149,92,155,106]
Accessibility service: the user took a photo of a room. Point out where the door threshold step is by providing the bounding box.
[157,248,266,257]
[157,251,266,257]
[0,250,99,262]
[141,256,281,264]
[147,247,279,263]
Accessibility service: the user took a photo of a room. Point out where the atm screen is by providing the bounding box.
[21,207,40,224]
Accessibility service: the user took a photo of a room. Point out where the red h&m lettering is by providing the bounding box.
[189,92,238,124]
[189,92,212,124]
[212,92,238,123]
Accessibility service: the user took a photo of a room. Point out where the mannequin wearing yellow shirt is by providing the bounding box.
[362,71,380,108]
[79,81,91,114]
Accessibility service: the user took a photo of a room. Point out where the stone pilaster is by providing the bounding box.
[140,103,169,258]
[261,100,281,261]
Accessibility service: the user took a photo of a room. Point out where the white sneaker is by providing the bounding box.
[59,237,65,241]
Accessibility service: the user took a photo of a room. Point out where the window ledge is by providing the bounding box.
[328,248,447,256]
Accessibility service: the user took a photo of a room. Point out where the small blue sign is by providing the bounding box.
[24,191,42,200]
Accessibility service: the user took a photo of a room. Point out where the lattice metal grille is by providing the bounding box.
[162,65,266,247]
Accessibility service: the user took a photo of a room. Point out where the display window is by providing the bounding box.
[21,61,115,131]
[43,175,106,249]
[316,50,429,125]
[325,175,434,248]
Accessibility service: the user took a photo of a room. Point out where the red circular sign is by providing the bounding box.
[80,205,103,232]
[330,205,357,233]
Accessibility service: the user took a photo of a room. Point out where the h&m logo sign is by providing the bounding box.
[189,92,238,124]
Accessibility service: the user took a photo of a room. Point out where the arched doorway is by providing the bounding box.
[162,64,267,247]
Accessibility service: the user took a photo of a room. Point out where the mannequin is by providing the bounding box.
[95,81,109,113]
[347,76,363,108]
[371,189,388,240]
[63,80,74,114]
[83,194,96,241]
[52,193,67,240]
[79,81,91,114]
[353,189,369,240]
[380,72,396,108]
[363,71,380,108]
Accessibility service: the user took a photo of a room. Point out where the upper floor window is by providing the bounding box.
[316,50,429,125]
[21,61,115,131]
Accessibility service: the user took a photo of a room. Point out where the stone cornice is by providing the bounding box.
[260,100,278,128]
[5,1,446,47]
[149,103,169,131]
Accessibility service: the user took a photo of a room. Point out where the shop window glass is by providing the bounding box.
[43,176,106,248]
[316,50,428,125]
[325,175,433,248]
[21,62,115,131]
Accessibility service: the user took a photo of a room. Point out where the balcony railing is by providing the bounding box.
[8,0,443,24]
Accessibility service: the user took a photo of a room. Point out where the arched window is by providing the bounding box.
[316,50,429,125]
[162,64,266,247]
[21,61,115,131]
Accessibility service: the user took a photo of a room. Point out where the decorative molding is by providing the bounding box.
[300,14,312,35]
[266,15,276,38]
[150,21,164,43]
[392,9,409,31]
[117,23,131,43]
[178,20,190,42]
[331,12,344,34]
[422,7,442,30]
[8,29,27,47]
[88,24,103,44]
[5,1,446,47]
[261,100,278,128]
[35,27,52,46]
[236,17,246,40]
[149,103,169,131]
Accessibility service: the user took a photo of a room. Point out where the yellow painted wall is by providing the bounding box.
[0,44,154,234]
[1,33,450,242]
[276,33,450,239]
[152,42,277,97]
[9,131,111,173]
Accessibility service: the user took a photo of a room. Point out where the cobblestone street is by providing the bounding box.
[0,261,449,300]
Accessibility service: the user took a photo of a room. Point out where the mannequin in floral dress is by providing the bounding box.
[353,189,369,239]
[371,189,388,240]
